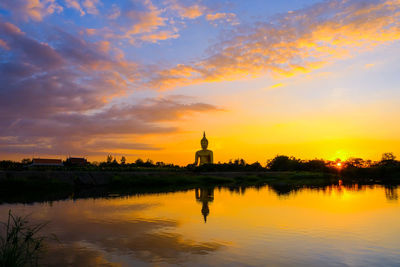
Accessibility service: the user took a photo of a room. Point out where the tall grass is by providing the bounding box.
[0,210,47,267]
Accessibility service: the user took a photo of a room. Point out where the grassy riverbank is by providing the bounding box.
[0,170,338,202]
[0,169,385,203]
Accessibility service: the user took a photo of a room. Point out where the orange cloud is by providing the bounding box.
[140,30,180,43]
[0,0,63,21]
[85,28,97,35]
[82,0,100,15]
[86,0,204,45]
[125,1,165,36]
[65,0,85,16]
[0,39,10,50]
[96,40,110,52]
[2,22,24,35]
[169,0,205,19]
[268,83,285,89]
[147,0,400,90]
[206,12,239,26]
[105,0,182,45]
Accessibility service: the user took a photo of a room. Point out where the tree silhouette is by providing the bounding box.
[21,158,32,164]
[267,155,302,171]
[382,152,396,161]
[135,158,144,166]
[345,158,365,168]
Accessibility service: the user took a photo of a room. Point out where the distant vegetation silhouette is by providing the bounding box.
[0,153,399,181]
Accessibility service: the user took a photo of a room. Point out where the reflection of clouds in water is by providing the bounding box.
[48,219,178,243]
[43,219,224,266]
[28,199,226,266]
[99,231,224,264]
[0,198,226,265]
[44,243,121,267]
[79,202,162,218]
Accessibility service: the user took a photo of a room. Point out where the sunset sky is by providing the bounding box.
[1,0,400,165]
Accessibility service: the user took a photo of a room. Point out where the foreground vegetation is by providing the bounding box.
[0,211,48,267]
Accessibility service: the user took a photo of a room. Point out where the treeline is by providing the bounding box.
[96,156,181,170]
[1,153,399,179]
[0,156,181,171]
[193,153,400,179]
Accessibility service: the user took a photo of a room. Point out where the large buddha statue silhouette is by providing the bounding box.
[194,132,213,166]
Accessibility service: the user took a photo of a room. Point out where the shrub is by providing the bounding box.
[0,210,48,267]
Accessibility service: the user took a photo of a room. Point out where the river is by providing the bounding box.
[1,184,399,266]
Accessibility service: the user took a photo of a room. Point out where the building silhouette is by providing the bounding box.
[30,158,63,166]
[66,157,87,166]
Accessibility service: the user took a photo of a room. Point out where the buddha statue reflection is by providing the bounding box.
[195,188,214,223]
[194,132,213,166]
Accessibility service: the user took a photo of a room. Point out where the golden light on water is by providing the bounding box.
[0,185,399,265]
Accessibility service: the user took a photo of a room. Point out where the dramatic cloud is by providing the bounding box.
[124,0,165,35]
[1,0,399,160]
[0,21,136,116]
[123,0,182,44]
[96,0,182,44]
[0,19,218,156]
[0,22,63,68]
[149,0,400,89]
[0,0,63,21]
[88,0,207,45]
[0,95,218,156]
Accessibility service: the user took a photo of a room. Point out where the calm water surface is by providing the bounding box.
[1,184,400,266]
